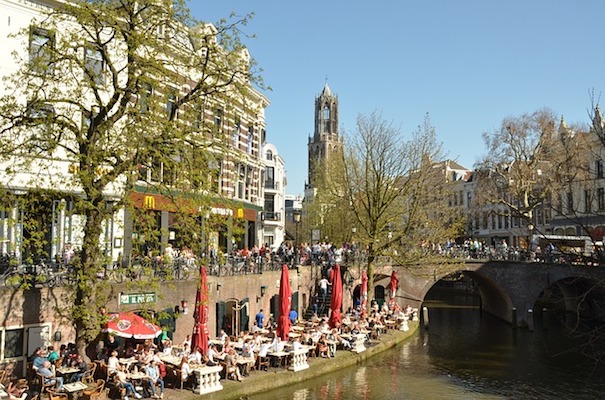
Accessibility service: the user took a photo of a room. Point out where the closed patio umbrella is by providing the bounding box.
[329,264,342,329]
[191,265,210,355]
[276,264,292,341]
[360,269,368,316]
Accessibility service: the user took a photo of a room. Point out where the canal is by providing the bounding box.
[250,289,605,399]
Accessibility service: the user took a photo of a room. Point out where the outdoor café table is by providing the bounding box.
[119,357,137,371]
[341,333,367,353]
[191,365,223,395]
[267,351,290,369]
[127,371,149,392]
[291,325,305,332]
[158,354,181,366]
[57,366,80,381]
[63,381,88,400]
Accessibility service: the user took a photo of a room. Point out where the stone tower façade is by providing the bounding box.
[306,83,343,190]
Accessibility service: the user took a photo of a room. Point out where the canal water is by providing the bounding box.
[250,290,605,400]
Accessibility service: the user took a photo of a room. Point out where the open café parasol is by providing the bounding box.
[103,312,162,339]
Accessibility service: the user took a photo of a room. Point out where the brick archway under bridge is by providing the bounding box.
[366,260,605,330]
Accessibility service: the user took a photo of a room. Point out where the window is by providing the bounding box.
[193,101,205,130]
[323,105,330,132]
[247,126,253,154]
[597,160,604,179]
[84,46,104,85]
[139,83,153,113]
[3,328,24,359]
[265,167,275,189]
[166,92,177,119]
[598,188,605,211]
[233,117,240,146]
[567,191,573,213]
[29,27,54,74]
[266,150,273,161]
[585,189,592,213]
[214,108,223,131]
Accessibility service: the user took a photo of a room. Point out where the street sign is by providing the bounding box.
[119,292,157,305]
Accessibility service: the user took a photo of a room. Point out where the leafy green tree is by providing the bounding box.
[0,0,262,355]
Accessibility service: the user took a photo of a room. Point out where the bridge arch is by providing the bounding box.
[417,268,515,323]
[533,276,605,327]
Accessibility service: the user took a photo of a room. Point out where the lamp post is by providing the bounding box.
[293,209,301,266]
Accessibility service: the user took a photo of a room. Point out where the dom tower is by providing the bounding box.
[305,83,344,203]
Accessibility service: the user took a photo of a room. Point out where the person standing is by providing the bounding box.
[319,277,331,302]
[255,309,264,329]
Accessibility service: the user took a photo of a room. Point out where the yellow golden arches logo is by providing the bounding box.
[143,196,155,209]
[237,208,244,218]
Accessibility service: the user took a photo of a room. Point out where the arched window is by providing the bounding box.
[266,150,273,161]
[323,105,330,132]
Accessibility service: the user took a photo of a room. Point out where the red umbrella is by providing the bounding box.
[191,265,210,355]
[360,269,368,316]
[329,264,343,329]
[103,312,162,339]
[276,264,292,341]
[389,270,399,299]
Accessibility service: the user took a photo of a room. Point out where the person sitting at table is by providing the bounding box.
[310,326,322,343]
[31,348,47,371]
[145,359,164,399]
[317,335,330,358]
[7,381,28,400]
[161,340,173,356]
[38,360,64,391]
[224,349,243,382]
[181,335,191,349]
[69,354,88,382]
[207,344,219,365]
[178,358,194,389]
[114,369,142,400]
[222,337,233,355]
[188,346,202,365]
[107,350,121,375]
[290,337,303,352]
[47,346,60,364]
[178,343,190,359]
[217,329,228,342]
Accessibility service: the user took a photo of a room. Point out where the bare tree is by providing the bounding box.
[313,112,461,307]
[475,109,584,248]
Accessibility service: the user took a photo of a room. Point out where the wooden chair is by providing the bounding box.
[47,389,68,400]
[82,379,105,400]
[36,372,56,395]
[94,360,107,381]
[256,355,270,371]
[82,362,97,383]
[173,368,185,390]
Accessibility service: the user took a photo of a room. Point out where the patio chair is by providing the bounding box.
[36,372,56,395]
[82,379,105,400]
[47,389,68,400]
[256,355,270,371]
[82,363,97,383]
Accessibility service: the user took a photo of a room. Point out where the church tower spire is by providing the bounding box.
[307,83,343,190]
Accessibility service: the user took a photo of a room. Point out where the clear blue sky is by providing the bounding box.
[189,1,604,196]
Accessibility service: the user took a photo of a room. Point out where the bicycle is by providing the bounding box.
[4,262,53,289]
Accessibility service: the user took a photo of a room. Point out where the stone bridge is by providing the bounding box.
[369,261,605,330]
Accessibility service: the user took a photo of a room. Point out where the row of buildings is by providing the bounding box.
[0,0,294,264]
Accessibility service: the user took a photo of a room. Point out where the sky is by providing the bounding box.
[188,1,605,196]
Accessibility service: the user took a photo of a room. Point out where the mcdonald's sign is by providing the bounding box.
[144,195,155,209]
[237,208,244,218]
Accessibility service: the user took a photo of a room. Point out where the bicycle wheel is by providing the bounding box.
[109,268,124,284]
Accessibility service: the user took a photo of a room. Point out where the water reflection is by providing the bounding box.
[250,291,605,400]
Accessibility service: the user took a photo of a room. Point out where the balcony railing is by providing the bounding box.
[264,181,279,190]
[261,211,281,221]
